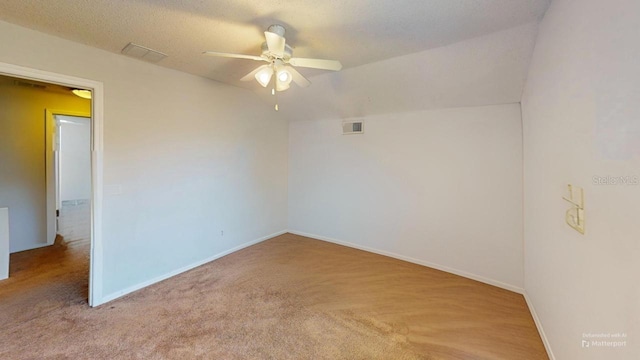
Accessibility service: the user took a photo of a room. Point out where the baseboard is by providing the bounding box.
[287,230,525,294]
[98,230,287,305]
[523,292,555,360]
[11,241,55,254]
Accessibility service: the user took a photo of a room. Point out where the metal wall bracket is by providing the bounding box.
[563,184,585,234]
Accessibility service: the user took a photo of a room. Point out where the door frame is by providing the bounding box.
[0,62,104,307]
[45,110,92,246]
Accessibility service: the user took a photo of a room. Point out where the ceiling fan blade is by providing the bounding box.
[202,51,265,61]
[286,66,311,88]
[289,58,343,71]
[240,65,270,82]
[264,31,285,57]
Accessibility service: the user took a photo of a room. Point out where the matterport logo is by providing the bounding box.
[582,332,627,349]
[592,175,639,186]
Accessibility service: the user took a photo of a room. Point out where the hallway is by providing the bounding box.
[0,238,89,325]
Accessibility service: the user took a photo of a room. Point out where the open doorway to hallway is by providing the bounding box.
[54,114,92,247]
[0,61,103,306]
[0,74,92,305]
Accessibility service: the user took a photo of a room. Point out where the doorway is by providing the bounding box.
[0,62,103,306]
[54,114,92,246]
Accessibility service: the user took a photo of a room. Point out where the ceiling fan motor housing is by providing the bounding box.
[261,42,293,61]
[267,24,286,37]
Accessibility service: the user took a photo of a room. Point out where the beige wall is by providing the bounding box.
[0,20,289,302]
[289,104,524,290]
[521,0,640,358]
[0,80,90,253]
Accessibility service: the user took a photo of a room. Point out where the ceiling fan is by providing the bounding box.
[203,24,342,110]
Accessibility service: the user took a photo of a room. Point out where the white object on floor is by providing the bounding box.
[0,207,9,280]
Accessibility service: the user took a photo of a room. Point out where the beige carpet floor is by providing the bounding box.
[0,233,548,359]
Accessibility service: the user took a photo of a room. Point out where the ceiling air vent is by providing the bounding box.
[121,42,167,63]
[342,120,364,135]
[13,80,46,89]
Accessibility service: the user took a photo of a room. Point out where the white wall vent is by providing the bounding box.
[121,43,167,63]
[342,120,364,135]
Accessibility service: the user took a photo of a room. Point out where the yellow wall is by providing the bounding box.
[0,80,90,253]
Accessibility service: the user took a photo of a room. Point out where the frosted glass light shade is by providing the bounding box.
[255,67,273,87]
[276,82,290,91]
[277,70,291,83]
[72,89,92,99]
[275,67,292,91]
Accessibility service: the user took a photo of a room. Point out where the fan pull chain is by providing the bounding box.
[271,66,279,111]
[273,85,278,111]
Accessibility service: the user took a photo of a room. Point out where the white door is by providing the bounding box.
[57,115,91,203]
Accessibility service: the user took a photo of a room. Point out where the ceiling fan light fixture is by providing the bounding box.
[72,89,92,99]
[255,67,273,87]
[275,67,293,92]
[204,24,342,106]
[277,70,291,83]
[276,82,290,92]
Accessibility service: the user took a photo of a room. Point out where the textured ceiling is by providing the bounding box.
[0,0,549,89]
[274,23,539,121]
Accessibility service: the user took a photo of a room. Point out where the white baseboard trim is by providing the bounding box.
[12,241,55,253]
[287,230,524,294]
[523,292,555,360]
[98,230,287,306]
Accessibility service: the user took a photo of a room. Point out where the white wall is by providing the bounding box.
[289,104,524,290]
[521,0,640,359]
[58,115,91,202]
[0,20,288,301]
[276,23,538,122]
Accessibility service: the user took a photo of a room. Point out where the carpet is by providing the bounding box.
[0,233,547,359]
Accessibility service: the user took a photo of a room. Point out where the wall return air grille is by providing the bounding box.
[342,120,364,135]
